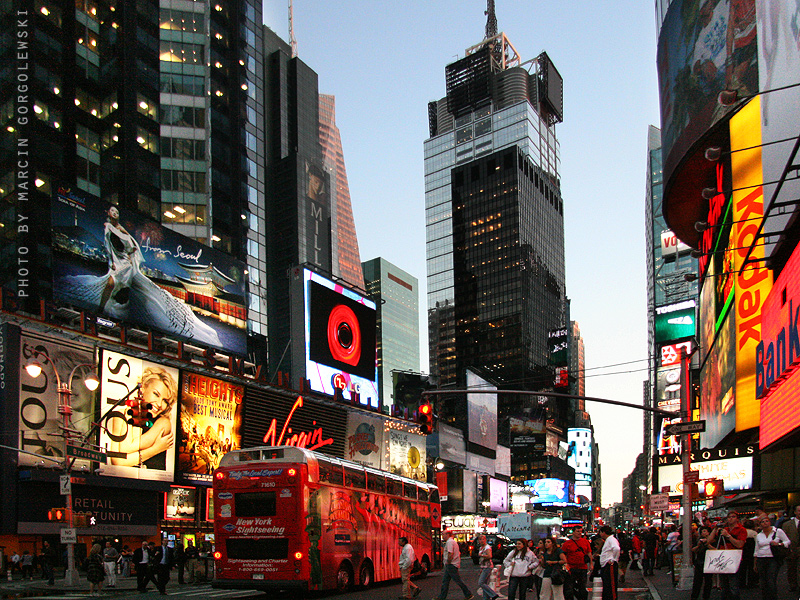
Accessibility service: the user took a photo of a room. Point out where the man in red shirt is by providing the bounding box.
[707,511,747,600]
[562,525,593,600]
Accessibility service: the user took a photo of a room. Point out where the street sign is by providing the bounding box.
[664,420,706,436]
[650,493,669,511]
[66,445,107,464]
[684,470,700,484]
[60,528,77,544]
[60,474,71,496]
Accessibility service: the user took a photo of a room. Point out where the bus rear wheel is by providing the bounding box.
[336,562,353,593]
[358,560,374,588]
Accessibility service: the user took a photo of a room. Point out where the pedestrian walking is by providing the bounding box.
[102,541,120,588]
[562,525,592,600]
[85,543,105,596]
[153,542,173,595]
[537,537,565,600]
[434,530,474,600]
[133,540,155,592]
[598,526,620,600]
[40,540,55,585]
[641,527,659,576]
[175,542,186,584]
[476,535,499,600]
[617,531,631,584]
[755,515,791,600]
[10,551,20,576]
[398,536,422,599]
[20,550,34,580]
[781,504,800,591]
[707,511,747,600]
[119,545,132,578]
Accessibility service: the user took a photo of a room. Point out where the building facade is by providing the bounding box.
[424,33,567,431]
[362,257,420,409]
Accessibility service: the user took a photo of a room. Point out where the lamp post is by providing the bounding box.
[25,358,99,587]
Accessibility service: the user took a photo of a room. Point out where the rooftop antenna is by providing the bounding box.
[288,0,297,57]
[485,0,497,39]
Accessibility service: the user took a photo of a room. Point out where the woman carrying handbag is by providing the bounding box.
[503,539,538,600]
[540,536,568,600]
[754,515,790,600]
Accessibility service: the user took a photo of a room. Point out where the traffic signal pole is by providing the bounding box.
[678,348,694,591]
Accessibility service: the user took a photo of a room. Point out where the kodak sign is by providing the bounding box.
[730,97,773,432]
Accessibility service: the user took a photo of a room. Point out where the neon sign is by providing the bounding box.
[262,396,334,451]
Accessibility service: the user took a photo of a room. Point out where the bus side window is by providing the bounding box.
[403,483,418,500]
[429,488,440,503]
[386,477,401,497]
[367,472,385,494]
[344,467,365,489]
[319,458,344,485]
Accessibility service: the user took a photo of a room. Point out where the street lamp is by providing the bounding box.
[25,355,99,587]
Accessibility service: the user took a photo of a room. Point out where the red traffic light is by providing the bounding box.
[417,403,434,434]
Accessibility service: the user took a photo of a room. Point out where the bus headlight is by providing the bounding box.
[213,551,222,560]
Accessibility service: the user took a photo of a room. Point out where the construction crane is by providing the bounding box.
[485,0,498,39]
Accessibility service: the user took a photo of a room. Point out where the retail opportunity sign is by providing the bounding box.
[655,445,755,494]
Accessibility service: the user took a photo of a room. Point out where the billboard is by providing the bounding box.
[495,446,511,478]
[523,478,570,504]
[654,300,696,343]
[489,478,509,513]
[345,412,384,469]
[757,0,800,266]
[656,445,755,494]
[567,428,592,481]
[656,0,758,186]
[660,230,692,260]
[730,98,772,433]
[98,350,180,481]
[758,244,800,449]
[178,372,243,483]
[433,423,466,466]
[298,268,379,408]
[388,429,426,482]
[699,308,737,448]
[51,187,247,355]
[164,486,196,521]
[510,416,546,449]
[466,370,497,450]
[17,332,95,469]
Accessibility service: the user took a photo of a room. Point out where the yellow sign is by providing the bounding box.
[729,97,772,432]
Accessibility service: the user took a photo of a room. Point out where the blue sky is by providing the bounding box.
[263,0,662,506]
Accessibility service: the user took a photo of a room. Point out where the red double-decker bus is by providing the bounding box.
[212,446,441,592]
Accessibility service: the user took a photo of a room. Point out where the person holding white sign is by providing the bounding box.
[707,511,747,600]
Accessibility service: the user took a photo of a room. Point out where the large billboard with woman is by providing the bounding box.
[51,186,247,355]
[97,350,180,481]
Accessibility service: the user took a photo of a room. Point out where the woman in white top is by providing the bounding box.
[503,539,538,600]
[754,515,790,600]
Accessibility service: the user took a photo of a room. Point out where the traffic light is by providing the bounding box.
[48,508,68,522]
[126,397,144,427]
[126,396,154,428]
[704,478,724,498]
[418,403,434,435]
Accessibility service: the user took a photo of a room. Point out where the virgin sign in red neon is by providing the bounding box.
[262,395,334,451]
[758,244,800,449]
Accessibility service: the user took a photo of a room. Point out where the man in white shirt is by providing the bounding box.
[434,530,474,600]
[599,526,620,600]
[782,505,800,590]
[398,536,421,599]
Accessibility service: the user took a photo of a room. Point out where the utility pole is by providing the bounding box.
[677,348,694,591]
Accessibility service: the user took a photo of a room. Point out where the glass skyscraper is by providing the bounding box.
[362,257,420,408]
[424,33,567,426]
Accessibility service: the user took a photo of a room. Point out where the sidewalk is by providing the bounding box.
[641,564,797,600]
[0,570,194,597]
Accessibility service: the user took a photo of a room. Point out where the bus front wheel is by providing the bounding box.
[358,560,374,589]
[336,562,353,593]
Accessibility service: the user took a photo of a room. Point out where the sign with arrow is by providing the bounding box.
[664,420,706,436]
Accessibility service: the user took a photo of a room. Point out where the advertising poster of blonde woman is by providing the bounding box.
[98,350,179,481]
[178,372,242,483]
